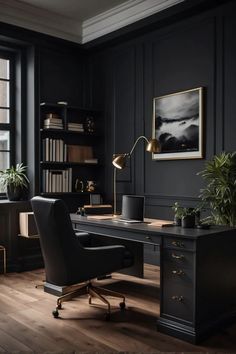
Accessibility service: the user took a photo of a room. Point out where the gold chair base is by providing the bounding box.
[53,282,125,320]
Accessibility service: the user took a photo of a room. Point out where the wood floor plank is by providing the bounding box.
[0,265,236,353]
[0,327,33,352]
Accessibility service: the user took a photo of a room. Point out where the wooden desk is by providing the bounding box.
[71,214,236,344]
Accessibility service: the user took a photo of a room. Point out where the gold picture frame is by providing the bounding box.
[152,87,203,160]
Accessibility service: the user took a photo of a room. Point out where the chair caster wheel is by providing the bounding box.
[119,301,126,310]
[57,303,62,310]
[105,313,110,321]
[52,309,59,318]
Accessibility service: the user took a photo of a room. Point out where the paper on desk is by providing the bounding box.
[86,215,114,220]
[147,219,173,227]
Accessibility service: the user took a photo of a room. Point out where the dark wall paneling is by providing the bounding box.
[86,1,236,262]
[39,48,84,106]
[112,45,136,198]
[144,18,215,202]
[223,2,236,152]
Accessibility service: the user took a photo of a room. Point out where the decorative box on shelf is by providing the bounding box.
[19,212,39,238]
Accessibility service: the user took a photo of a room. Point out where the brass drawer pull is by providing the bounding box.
[172,295,184,302]
[172,269,185,275]
[171,253,185,260]
[171,240,184,247]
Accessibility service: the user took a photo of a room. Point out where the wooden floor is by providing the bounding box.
[0,265,236,353]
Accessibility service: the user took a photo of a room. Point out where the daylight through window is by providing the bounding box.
[0,56,12,193]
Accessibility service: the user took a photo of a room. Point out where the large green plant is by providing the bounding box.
[198,152,236,226]
[0,163,29,191]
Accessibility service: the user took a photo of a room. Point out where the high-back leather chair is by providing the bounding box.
[31,196,133,319]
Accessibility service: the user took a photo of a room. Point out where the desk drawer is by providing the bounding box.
[162,281,194,323]
[163,237,195,251]
[162,249,195,323]
[164,249,194,268]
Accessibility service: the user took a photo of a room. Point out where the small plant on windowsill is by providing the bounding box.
[0,163,29,201]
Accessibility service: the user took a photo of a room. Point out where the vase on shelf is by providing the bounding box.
[84,116,95,133]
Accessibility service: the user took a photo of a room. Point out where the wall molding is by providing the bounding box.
[0,0,185,44]
[82,0,185,43]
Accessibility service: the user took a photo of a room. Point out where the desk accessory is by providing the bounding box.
[90,193,101,205]
[147,219,173,227]
[112,135,160,214]
[84,204,113,215]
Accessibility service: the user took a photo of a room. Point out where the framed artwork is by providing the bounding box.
[152,87,203,160]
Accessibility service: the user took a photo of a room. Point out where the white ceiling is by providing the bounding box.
[0,0,185,44]
[18,0,128,22]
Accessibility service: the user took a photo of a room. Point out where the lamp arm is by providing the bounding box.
[129,135,149,156]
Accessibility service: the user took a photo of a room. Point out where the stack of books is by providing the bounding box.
[68,122,84,132]
[42,168,72,193]
[84,158,98,164]
[42,138,67,162]
[44,113,63,129]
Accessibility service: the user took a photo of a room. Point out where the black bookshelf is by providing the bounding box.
[39,102,104,203]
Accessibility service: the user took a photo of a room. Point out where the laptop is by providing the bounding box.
[114,195,145,223]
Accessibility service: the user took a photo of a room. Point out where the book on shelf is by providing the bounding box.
[68,123,83,128]
[84,158,98,164]
[68,123,84,132]
[67,128,84,132]
[19,212,38,237]
[42,168,72,193]
[67,145,93,162]
[43,138,67,162]
[83,204,113,215]
[44,123,63,129]
[44,117,62,123]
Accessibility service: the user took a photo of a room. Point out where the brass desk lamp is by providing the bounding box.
[112,136,160,215]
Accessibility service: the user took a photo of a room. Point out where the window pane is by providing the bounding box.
[0,131,10,150]
[0,108,9,123]
[0,80,10,107]
[0,59,9,80]
[0,151,10,193]
[0,151,9,170]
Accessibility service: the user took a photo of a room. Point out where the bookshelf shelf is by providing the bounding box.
[40,161,100,167]
[40,128,101,137]
[39,102,104,198]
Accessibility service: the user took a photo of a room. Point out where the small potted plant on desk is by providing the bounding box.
[172,202,184,226]
[0,163,29,201]
[181,207,196,228]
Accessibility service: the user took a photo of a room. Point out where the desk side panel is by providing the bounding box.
[196,230,236,332]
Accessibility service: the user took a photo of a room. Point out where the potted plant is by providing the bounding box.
[181,207,195,228]
[198,152,236,227]
[172,202,183,226]
[0,163,29,201]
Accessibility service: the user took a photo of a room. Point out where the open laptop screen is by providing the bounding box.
[121,195,145,221]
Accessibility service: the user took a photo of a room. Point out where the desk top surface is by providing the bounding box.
[70,214,235,240]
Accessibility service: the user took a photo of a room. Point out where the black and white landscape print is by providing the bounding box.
[153,88,203,160]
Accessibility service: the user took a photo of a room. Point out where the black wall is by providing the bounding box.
[87,0,236,220]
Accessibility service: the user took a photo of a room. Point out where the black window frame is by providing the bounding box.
[0,50,15,196]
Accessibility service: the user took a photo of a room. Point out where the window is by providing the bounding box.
[0,53,14,193]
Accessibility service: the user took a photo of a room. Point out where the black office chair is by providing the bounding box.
[31,196,133,319]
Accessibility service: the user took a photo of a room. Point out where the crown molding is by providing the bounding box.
[0,0,185,44]
[0,0,82,44]
[82,0,185,43]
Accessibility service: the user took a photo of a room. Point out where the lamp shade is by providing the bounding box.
[112,154,127,169]
[146,138,161,153]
